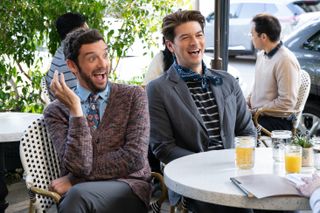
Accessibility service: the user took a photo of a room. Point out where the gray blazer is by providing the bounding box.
[147,65,256,165]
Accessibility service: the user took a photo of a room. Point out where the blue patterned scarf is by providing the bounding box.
[174,61,223,90]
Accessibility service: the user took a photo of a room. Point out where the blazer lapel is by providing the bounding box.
[167,67,207,131]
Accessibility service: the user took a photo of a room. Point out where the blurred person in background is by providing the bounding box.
[143,37,174,86]
[45,12,88,101]
[247,13,301,132]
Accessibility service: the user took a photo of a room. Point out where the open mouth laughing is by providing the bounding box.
[188,49,201,56]
[92,70,108,82]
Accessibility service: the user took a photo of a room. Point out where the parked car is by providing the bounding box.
[284,0,320,12]
[293,11,320,29]
[283,0,320,29]
[285,0,306,15]
[204,0,297,56]
[283,16,320,136]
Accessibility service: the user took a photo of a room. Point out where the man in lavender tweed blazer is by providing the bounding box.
[43,28,151,213]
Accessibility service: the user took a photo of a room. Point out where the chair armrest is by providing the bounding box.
[253,108,300,137]
[30,186,61,204]
[151,172,168,205]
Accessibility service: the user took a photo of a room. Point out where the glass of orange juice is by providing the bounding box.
[285,145,302,173]
[235,136,256,169]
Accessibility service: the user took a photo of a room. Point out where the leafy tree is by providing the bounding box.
[0,0,188,113]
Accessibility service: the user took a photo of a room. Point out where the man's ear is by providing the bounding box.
[165,40,175,53]
[261,33,267,40]
[66,59,78,76]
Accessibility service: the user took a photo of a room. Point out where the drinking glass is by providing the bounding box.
[235,136,256,169]
[285,144,302,173]
[271,130,292,162]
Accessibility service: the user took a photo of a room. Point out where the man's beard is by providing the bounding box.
[77,64,108,93]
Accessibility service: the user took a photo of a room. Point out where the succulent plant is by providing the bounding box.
[292,135,313,148]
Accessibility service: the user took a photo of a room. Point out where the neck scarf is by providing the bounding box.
[174,61,223,90]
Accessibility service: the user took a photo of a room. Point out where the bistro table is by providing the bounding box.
[0,112,42,143]
[164,148,315,211]
[0,112,42,212]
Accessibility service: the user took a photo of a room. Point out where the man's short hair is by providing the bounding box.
[252,13,281,42]
[56,12,86,41]
[63,28,105,64]
[162,10,205,42]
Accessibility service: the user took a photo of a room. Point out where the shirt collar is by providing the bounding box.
[76,82,111,103]
[264,41,282,59]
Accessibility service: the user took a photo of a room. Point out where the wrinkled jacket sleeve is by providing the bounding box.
[44,101,93,177]
[147,82,194,164]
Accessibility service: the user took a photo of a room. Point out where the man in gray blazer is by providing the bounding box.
[147,10,256,213]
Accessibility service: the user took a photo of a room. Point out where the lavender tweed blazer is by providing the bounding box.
[44,83,151,206]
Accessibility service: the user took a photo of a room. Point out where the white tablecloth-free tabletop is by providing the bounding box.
[164,148,314,211]
[0,112,42,142]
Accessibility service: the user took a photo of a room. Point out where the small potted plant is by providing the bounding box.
[292,135,313,167]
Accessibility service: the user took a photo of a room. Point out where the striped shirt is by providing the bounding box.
[45,45,77,101]
[186,81,223,150]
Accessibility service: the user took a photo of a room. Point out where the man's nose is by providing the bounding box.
[97,57,109,68]
[190,36,199,45]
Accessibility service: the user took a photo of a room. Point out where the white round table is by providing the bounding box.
[164,148,313,211]
[0,112,42,142]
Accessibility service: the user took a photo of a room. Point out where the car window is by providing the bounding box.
[286,3,305,15]
[265,3,278,14]
[295,2,320,12]
[230,3,240,18]
[238,3,265,18]
[303,31,320,52]
[206,3,241,22]
[276,4,296,17]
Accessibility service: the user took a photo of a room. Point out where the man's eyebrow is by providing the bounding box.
[83,51,95,57]
[83,47,108,57]
[177,33,189,38]
[178,30,203,38]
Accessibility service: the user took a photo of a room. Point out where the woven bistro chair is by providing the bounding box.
[40,77,50,106]
[20,116,167,212]
[253,70,311,146]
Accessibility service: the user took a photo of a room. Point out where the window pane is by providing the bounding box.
[230,3,240,18]
[239,3,265,18]
[303,31,320,52]
[266,4,277,14]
